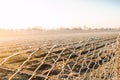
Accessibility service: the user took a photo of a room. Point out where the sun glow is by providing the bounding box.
[0,0,120,29]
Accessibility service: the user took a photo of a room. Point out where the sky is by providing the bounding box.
[0,0,120,29]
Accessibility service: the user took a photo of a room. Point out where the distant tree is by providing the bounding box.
[59,27,71,30]
[71,27,82,30]
[31,26,43,31]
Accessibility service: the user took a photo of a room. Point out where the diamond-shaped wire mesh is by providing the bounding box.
[0,36,118,80]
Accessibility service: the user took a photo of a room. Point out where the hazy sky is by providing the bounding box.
[0,0,120,29]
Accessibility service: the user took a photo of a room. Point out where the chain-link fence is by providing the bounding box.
[116,35,120,80]
[0,37,118,80]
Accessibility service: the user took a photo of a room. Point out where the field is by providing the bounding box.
[0,30,119,80]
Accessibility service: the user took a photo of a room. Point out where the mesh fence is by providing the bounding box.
[0,37,118,80]
[117,35,120,80]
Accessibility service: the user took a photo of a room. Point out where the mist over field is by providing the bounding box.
[0,0,120,80]
[0,29,119,42]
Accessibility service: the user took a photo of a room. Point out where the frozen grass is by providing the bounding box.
[0,31,118,80]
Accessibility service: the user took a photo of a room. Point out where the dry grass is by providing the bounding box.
[0,31,118,80]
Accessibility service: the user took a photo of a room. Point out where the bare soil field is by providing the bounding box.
[0,30,119,80]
